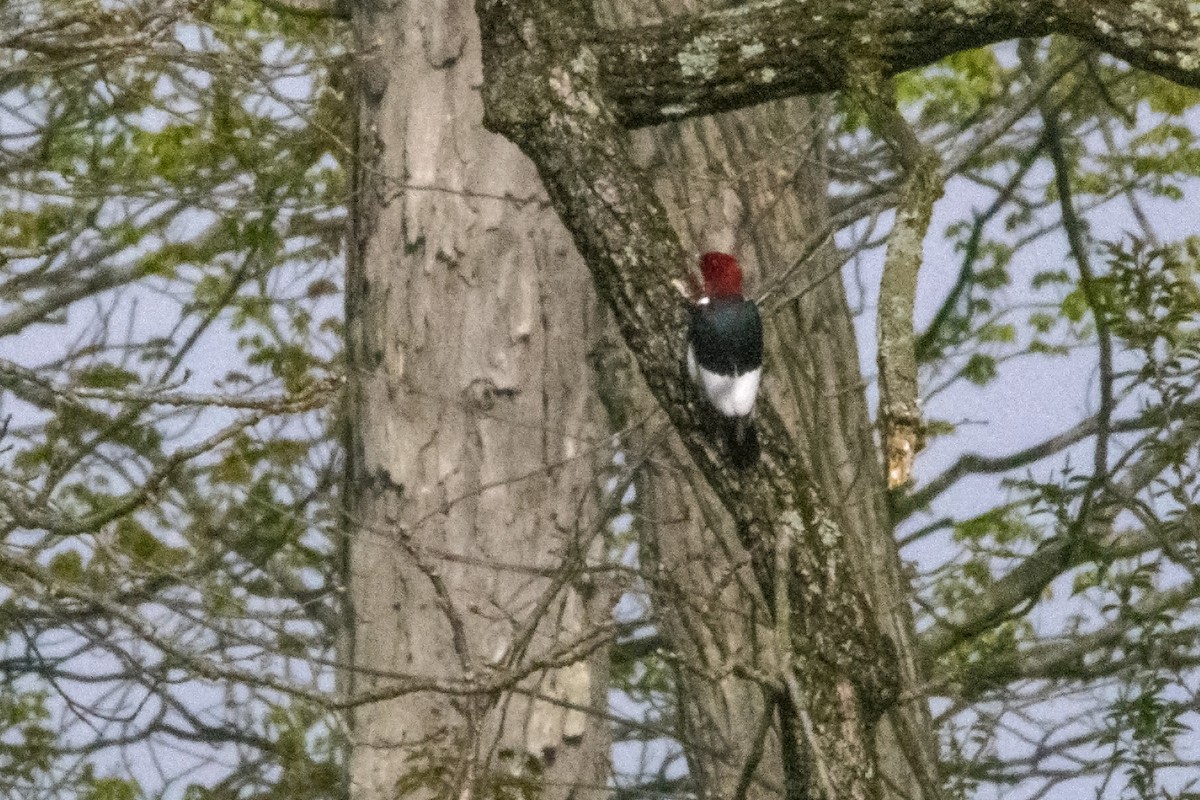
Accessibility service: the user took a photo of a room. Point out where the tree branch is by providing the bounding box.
[589,0,1200,128]
[896,401,1200,518]
[952,576,1200,694]
[852,71,944,488]
[1038,54,1116,527]
[918,411,1200,660]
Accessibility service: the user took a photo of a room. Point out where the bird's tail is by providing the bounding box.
[726,416,759,469]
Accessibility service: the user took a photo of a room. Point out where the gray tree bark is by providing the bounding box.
[595,1,942,790]
[344,1,613,797]
[635,96,941,796]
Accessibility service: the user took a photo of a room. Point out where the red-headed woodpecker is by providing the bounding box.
[686,252,763,468]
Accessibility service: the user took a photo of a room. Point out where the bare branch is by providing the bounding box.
[852,71,944,488]
[0,262,137,338]
[952,576,1200,694]
[0,409,267,536]
[72,375,343,411]
[898,402,1200,517]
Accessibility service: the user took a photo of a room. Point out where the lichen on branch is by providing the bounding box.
[586,0,1200,127]
[849,68,944,489]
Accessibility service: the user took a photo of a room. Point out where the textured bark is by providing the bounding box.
[852,73,943,489]
[477,1,903,797]
[588,0,1200,127]
[344,1,612,798]
[595,2,943,793]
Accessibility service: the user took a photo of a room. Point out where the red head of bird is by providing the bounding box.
[699,252,745,299]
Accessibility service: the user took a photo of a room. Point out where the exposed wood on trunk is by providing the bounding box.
[850,72,943,489]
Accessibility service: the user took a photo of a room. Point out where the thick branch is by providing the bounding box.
[588,0,1200,128]
[919,534,1071,661]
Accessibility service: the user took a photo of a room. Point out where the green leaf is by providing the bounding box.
[1061,288,1088,322]
[1146,78,1200,115]
[1028,312,1056,333]
[213,450,252,485]
[77,364,139,390]
[48,551,84,583]
[1029,339,1070,356]
[259,438,309,468]
[925,418,957,437]
[84,776,140,800]
[962,353,998,385]
[1072,567,1101,596]
[115,519,164,565]
[1032,269,1071,289]
[955,508,1037,546]
[978,323,1016,344]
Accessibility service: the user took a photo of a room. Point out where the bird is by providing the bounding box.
[686,251,763,468]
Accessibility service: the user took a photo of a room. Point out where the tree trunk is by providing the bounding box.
[344,1,612,797]
[636,100,943,800]
[595,2,943,796]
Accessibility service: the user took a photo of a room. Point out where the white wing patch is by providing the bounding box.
[688,345,760,417]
